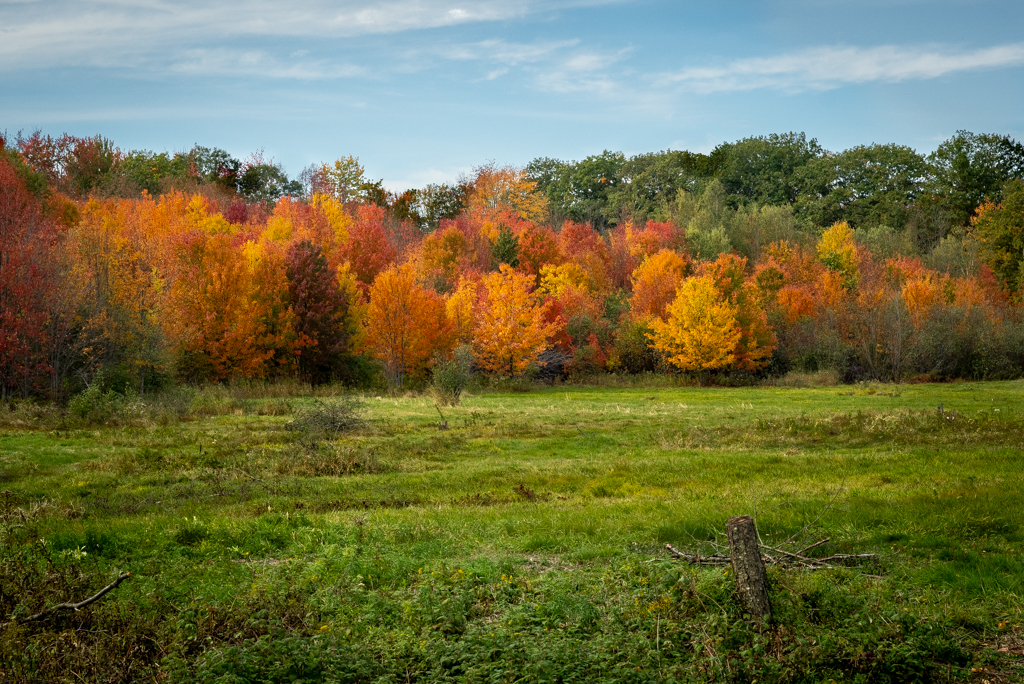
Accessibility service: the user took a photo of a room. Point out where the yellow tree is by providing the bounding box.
[817,221,859,288]
[647,276,742,376]
[446,277,480,345]
[474,264,554,376]
[365,264,452,387]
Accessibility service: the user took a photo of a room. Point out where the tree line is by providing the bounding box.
[1,129,1023,400]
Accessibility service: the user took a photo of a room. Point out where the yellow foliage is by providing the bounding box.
[446,278,478,345]
[538,263,591,298]
[263,216,293,242]
[309,193,351,245]
[242,240,264,273]
[474,265,554,376]
[647,276,741,372]
[817,221,858,286]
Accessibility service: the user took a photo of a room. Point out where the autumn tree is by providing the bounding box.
[817,221,859,288]
[286,240,351,383]
[698,254,777,372]
[163,231,274,382]
[647,276,742,378]
[365,264,452,387]
[340,204,397,289]
[474,264,554,376]
[629,249,689,321]
[0,157,55,398]
[971,179,1024,297]
[466,163,549,225]
[446,277,480,345]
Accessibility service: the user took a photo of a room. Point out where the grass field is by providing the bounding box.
[1,380,1023,683]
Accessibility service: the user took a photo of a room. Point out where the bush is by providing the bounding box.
[431,345,474,406]
[67,381,144,426]
[287,397,365,440]
[609,320,662,374]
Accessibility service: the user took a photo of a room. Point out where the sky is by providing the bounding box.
[2,0,1023,190]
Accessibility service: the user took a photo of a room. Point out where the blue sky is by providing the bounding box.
[2,0,1023,189]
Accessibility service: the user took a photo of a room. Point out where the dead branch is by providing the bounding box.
[797,538,830,555]
[18,572,131,624]
[665,543,730,566]
[665,539,879,571]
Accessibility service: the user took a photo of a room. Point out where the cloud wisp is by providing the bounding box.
[660,43,1024,93]
[0,0,616,71]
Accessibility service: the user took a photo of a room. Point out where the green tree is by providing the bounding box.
[800,144,930,230]
[929,130,1024,227]
[491,225,520,268]
[716,132,824,207]
[971,179,1024,297]
[526,151,625,228]
[237,161,302,206]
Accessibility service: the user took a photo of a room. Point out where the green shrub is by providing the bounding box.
[431,345,474,406]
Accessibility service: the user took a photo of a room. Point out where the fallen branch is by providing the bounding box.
[666,539,879,571]
[798,537,830,555]
[665,543,730,566]
[18,572,131,624]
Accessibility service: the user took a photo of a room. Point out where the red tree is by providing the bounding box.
[0,157,56,398]
[339,205,397,290]
[286,240,354,382]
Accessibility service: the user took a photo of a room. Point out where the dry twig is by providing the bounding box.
[17,572,131,624]
[665,539,879,572]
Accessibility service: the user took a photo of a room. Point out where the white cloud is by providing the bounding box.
[0,0,617,71]
[436,38,580,65]
[535,48,631,96]
[169,49,366,80]
[660,43,1024,93]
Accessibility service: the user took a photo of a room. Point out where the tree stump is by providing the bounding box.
[726,515,772,625]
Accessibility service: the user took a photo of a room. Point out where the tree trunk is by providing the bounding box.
[726,515,772,625]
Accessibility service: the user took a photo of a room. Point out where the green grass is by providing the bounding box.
[1,381,1023,682]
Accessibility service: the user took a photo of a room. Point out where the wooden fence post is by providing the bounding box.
[726,515,772,625]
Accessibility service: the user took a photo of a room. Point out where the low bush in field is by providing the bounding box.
[431,345,474,406]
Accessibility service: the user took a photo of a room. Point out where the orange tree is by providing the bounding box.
[365,264,451,387]
[647,275,742,378]
[473,264,554,376]
[629,249,689,321]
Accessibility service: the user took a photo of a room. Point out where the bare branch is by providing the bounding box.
[18,572,131,624]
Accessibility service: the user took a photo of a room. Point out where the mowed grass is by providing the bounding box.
[1,381,1023,683]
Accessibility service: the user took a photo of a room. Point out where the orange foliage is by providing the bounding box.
[629,249,689,321]
[777,285,816,323]
[365,264,452,386]
[164,232,285,381]
[517,224,562,279]
[421,224,468,285]
[559,221,611,293]
[473,265,554,376]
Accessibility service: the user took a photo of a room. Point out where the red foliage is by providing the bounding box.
[0,159,57,396]
[517,224,562,279]
[340,205,398,290]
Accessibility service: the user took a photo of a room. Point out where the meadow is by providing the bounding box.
[1,379,1023,683]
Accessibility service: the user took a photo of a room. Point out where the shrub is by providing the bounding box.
[287,396,365,440]
[431,345,474,406]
